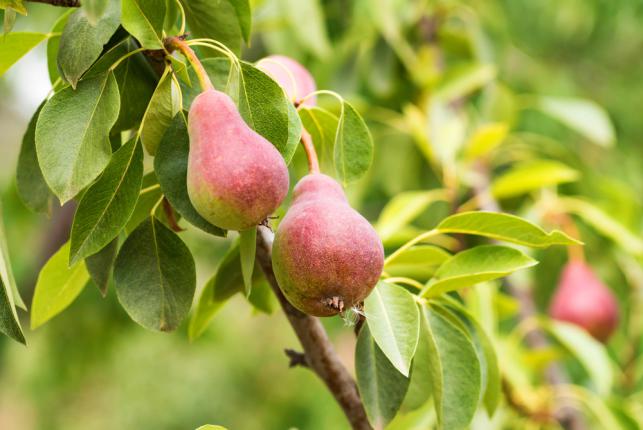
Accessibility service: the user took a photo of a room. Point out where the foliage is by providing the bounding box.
[1,0,642,429]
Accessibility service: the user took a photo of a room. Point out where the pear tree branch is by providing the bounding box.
[24,0,80,6]
[255,226,372,430]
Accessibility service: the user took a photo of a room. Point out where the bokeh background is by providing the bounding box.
[1,0,642,429]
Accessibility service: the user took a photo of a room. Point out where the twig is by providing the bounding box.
[284,349,308,368]
[255,226,372,430]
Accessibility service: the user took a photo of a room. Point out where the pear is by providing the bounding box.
[187,89,289,230]
[549,260,619,342]
[272,173,384,316]
[257,55,317,106]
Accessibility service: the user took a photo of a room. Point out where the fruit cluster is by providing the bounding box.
[187,55,384,317]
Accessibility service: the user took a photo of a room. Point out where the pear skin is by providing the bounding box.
[549,261,619,342]
[187,89,289,230]
[272,174,384,316]
[257,55,317,106]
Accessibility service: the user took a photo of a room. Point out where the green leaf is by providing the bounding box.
[155,113,226,236]
[441,299,501,416]
[46,9,73,84]
[139,66,176,155]
[189,243,242,340]
[543,320,613,396]
[384,245,451,282]
[0,0,26,15]
[536,96,615,147]
[125,173,161,233]
[558,197,643,256]
[69,138,143,265]
[85,238,119,296]
[0,32,49,77]
[424,305,481,430]
[36,72,121,204]
[83,0,110,24]
[57,0,120,88]
[111,38,159,131]
[16,102,54,214]
[239,227,256,297]
[0,203,25,344]
[376,190,448,240]
[179,0,245,54]
[464,122,509,160]
[168,55,190,86]
[229,0,251,42]
[437,211,581,248]
[114,217,196,331]
[334,101,374,184]
[424,245,537,298]
[121,0,165,49]
[298,106,338,170]
[356,325,410,428]
[364,281,419,377]
[31,242,90,329]
[399,310,433,411]
[491,160,579,199]
[247,278,276,315]
[277,0,330,58]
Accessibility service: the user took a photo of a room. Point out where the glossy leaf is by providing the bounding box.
[424,245,537,297]
[356,325,410,428]
[57,0,120,88]
[31,242,90,329]
[154,113,225,236]
[537,96,615,147]
[335,101,374,184]
[424,305,481,430]
[121,0,165,49]
[376,190,447,240]
[114,217,196,331]
[239,227,256,297]
[0,203,25,343]
[69,139,143,265]
[437,211,580,248]
[364,281,420,377]
[36,72,120,204]
[384,245,451,282]
[0,32,49,76]
[179,0,245,53]
[85,238,119,296]
[139,66,175,155]
[491,160,579,199]
[16,102,54,214]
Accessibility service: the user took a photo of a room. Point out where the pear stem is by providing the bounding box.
[166,37,214,92]
[301,130,320,174]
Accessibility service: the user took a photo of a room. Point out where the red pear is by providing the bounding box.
[272,174,384,316]
[187,89,289,230]
[549,260,619,342]
[257,55,317,106]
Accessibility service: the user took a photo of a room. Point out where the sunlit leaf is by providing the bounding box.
[492,160,579,199]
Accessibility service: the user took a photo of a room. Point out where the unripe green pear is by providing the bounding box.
[549,260,619,342]
[256,55,317,106]
[187,89,289,230]
[272,174,384,316]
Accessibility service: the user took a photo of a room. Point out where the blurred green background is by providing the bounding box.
[1,0,642,429]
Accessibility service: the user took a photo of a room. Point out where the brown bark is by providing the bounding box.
[255,226,372,430]
[24,0,80,7]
